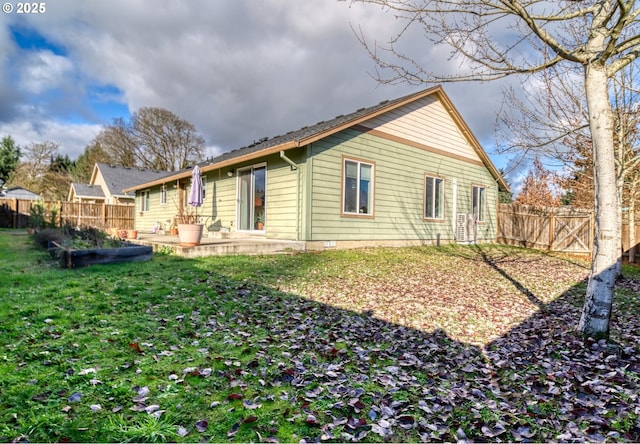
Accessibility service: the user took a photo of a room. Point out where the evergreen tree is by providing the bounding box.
[0,135,20,186]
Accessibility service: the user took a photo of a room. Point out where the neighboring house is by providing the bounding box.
[67,183,107,204]
[68,163,167,204]
[0,187,40,200]
[125,86,509,249]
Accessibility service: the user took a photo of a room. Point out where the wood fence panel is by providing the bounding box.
[0,198,31,228]
[105,205,134,230]
[497,204,552,249]
[498,204,593,254]
[0,198,134,230]
[621,222,640,261]
[0,199,17,228]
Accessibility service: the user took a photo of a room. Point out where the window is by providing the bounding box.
[424,175,444,219]
[160,185,167,205]
[472,185,485,222]
[343,158,374,215]
[140,190,150,212]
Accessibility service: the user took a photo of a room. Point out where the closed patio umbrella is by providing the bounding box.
[188,165,203,221]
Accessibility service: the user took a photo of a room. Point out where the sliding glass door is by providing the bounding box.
[237,165,266,232]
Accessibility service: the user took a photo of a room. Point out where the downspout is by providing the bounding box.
[280,151,298,171]
[280,150,301,241]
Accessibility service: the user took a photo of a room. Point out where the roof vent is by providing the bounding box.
[258,137,268,143]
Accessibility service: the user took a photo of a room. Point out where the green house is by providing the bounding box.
[126,86,509,250]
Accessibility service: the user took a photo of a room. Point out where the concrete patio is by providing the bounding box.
[129,231,306,258]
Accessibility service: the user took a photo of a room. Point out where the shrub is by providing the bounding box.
[33,228,65,249]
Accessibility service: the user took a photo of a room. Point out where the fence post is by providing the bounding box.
[548,209,554,251]
[12,198,18,229]
[590,210,595,254]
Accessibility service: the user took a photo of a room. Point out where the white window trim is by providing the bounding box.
[140,190,151,212]
[341,157,375,217]
[160,185,167,206]
[424,174,445,220]
[472,185,486,222]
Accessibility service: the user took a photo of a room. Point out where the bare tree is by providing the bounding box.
[9,141,70,200]
[95,118,137,168]
[131,107,206,172]
[96,108,206,172]
[499,64,640,268]
[352,0,640,339]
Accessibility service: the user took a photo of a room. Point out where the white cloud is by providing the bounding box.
[19,50,74,93]
[1,0,512,169]
[0,120,102,159]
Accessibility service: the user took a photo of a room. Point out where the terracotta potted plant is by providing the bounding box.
[255,213,265,231]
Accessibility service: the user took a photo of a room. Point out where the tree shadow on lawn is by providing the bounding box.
[4,244,639,443]
[159,248,640,442]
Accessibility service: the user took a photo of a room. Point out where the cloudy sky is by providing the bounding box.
[0,0,515,172]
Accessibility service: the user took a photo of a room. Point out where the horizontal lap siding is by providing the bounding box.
[264,154,302,240]
[362,96,482,163]
[208,172,235,231]
[205,152,302,238]
[309,130,497,241]
[135,186,180,232]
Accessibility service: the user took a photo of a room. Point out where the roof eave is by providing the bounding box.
[124,85,510,193]
[125,88,446,193]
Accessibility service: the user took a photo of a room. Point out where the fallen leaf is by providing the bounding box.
[176,426,189,437]
[128,342,143,354]
[243,399,262,410]
[195,419,208,433]
[227,423,240,438]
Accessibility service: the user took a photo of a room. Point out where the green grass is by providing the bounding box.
[0,230,638,442]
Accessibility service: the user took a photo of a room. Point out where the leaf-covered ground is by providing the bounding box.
[1,231,639,442]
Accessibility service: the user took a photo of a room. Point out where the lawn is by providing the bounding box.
[1,230,639,442]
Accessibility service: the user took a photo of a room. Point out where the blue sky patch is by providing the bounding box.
[10,25,67,56]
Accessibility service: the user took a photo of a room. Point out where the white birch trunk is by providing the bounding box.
[616,176,623,277]
[578,63,619,338]
[630,182,637,264]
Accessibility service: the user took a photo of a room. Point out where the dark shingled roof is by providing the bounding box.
[96,163,168,196]
[140,92,420,186]
[203,97,403,167]
[125,86,509,192]
[71,183,105,199]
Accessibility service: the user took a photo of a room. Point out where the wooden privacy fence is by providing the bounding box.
[497,203,640,261]
[0,199,135,230]
[497,204,594,254]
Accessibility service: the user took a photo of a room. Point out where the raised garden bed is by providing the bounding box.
[52,241,153,268]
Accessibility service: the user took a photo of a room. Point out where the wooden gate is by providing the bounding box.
[498,204,593,254]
